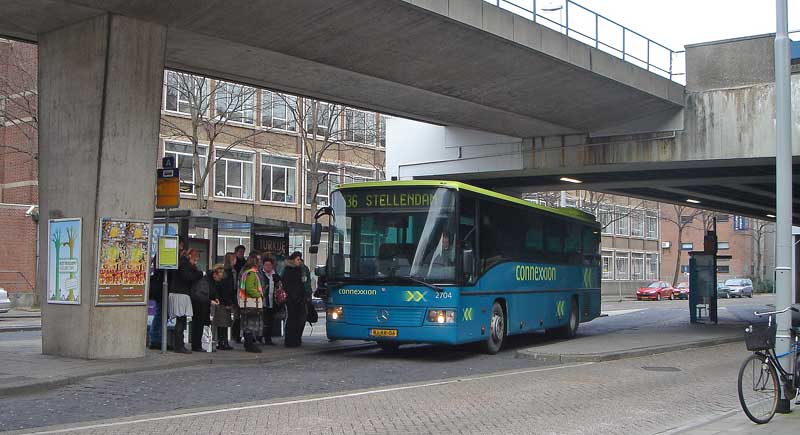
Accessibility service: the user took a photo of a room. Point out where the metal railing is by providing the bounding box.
[490,0,684,82]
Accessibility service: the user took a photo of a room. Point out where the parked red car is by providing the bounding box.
[636,281,675,301]
[673,282,690,300]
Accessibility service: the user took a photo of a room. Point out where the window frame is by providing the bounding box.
[214,81,256,126]
[630,209,644,238]
[344,108,376,145]
[680,242,693,250]
[645,210,659,239]
[645,253,659,280]
[163,140,208,197]
[163,71,209,116]
[631,252,645,280]
[718,241,730,250]
[601,250,614,280]
[306,163,340,207]
[615,206,630,236]
[260,154,297,204]
[214,148,256,200]
[614,251,630,280]
[260,90,297,132]
[599,205,613,235]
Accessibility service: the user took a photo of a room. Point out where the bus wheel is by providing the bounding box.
[482,301,505,355]
[378,342,399,353]
[553,300,579,339]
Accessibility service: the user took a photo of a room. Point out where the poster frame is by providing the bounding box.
[94,217,152,306]
[47,217,82,305]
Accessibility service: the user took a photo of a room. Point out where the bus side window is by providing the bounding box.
[460,196,477,283]
[544,217,564,262]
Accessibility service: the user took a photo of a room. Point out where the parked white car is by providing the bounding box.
[0,288,11,313]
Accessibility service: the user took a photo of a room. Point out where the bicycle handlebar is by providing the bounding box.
[754,306,799,317]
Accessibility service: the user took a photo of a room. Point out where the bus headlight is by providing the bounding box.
[427,309,455,324]
[327,306,343,321]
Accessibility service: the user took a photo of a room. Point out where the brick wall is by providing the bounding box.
[0,206,37,299]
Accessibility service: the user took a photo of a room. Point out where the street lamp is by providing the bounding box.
[541,1,565,34]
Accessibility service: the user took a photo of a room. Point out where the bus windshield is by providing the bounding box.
[329,187,456,283]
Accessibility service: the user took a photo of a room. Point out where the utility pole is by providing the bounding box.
[773,0,793,414]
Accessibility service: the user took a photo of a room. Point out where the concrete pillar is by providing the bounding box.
[37,14,166,359]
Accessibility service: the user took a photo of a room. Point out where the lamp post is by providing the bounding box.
[773,0,793,414]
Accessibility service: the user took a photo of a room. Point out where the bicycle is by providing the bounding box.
[737,305,800,424]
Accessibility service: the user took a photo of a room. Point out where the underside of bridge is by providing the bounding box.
[0,0,683,138]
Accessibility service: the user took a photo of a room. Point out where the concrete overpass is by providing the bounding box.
[1,0,683,138]
[389,34,800,223]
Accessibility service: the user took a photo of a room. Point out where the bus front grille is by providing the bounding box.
[344,306,426,327]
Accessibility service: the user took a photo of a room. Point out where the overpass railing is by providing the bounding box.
[489,0,685,83]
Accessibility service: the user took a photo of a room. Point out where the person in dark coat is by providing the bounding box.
[147,258,164,350]
[214,252,237,350]
[231,245,247,342]
[168,248,202,353]
[258,257,282,345]
[281,251,307,348]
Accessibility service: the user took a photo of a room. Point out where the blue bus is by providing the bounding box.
[310,180,601,354]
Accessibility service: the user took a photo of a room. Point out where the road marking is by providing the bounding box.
[602,308,646,316]
[24,362,594,434]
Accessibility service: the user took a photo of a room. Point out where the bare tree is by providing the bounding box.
[661,205,704,286]
[749,220,775,285]
[0,40,37,161]
[161,71,267,208]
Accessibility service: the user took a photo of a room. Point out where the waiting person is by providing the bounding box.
[147,258,164,350]
[169,248,202,353]
[215,252,238,351]
[258,257,282,345]
[231,244,247,342]
[189,261,221,352]
[281,251,307,348]
[238,254,263,353]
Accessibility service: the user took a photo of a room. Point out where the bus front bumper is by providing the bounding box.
[326,321,460,345]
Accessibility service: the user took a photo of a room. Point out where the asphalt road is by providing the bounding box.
[0,296,776,434]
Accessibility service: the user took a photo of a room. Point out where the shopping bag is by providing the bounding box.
[201,325,214,352]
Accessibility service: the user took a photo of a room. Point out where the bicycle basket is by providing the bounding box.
[744,324,776,351]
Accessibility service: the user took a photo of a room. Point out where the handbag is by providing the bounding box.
[274,284,288,306]
[306,300,318,324]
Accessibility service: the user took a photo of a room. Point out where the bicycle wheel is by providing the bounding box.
[737,353,779,424]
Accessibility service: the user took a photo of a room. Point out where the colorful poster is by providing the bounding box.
[96,218,151,305]
[47,218,82,304]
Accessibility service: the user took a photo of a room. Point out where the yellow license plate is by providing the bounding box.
[370,329,398,337]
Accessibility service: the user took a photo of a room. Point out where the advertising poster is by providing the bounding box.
[96,218,151,305]
[47,218,82,304]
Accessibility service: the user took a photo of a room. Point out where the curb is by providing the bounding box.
[515,336,742,363]
[0,342,377,398]
[0,326,41,333]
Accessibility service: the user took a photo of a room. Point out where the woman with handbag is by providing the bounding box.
[189,262,222,352]
[281,251,307,348]
[215,253,237,350]
[238,254,264,353]
[169,248,202,354]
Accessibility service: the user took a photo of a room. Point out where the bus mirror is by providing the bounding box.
[315,265,326,277]
[463,249,475,277]
[310,222,322,247]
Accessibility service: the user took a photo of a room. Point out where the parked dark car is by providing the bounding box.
[717,281,731,298]
[673,282,690,300]
[636,281,675,301]
[723,278,753,298]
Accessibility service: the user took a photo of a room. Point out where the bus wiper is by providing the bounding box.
[406,275,443,293]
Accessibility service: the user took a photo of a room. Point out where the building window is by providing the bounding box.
[716,214,729,222]
[631,253,644,280]
[679,215,694,224]
[164,71,208,115]
[718,241,730,250]
[602,250,613,280]
[343,166,375,184]
[717,265,730,273]
[599,205,613,235]
[345,108,376,145]
[307,163,340,206]
[734,216,749,231]
[615,252,630,280]
[630,210,644,237]
[646,253,659,280]
[261,155,297,203]
[214,81,255,125]
[214,149,255,199]
[645,210,659,239]
[217,235,250,257]
[615,206,629,236]
[379,115,388,147]
[261,90,297,131]
[305,100,339,138]
[680,242,693,250]
[164,141,207,195]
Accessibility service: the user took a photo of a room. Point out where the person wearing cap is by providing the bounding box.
[281,251,307,347]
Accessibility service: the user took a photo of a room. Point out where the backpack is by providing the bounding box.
[190,277,210,303]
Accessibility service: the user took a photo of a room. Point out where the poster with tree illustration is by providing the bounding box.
[95,218,151,305]
[47,218,82,304]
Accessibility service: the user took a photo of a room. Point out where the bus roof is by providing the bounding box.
[335,180,598,225]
